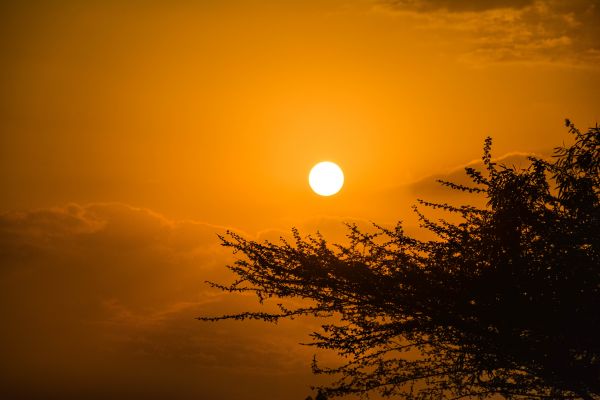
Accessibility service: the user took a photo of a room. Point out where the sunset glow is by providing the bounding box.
[0,1,598,399]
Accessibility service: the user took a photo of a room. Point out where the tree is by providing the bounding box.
[201,121,599,399]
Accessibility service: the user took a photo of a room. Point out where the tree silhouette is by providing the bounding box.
[305,389,328,400]
[316,389,328,400]
[201,121,599,399]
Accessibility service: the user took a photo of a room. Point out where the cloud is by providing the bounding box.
[407,151,538,197]
[384,0,536,12]
[379,151,541,220]
[377,0,600,66]
[0,203,332,399]
[352,151,543,242]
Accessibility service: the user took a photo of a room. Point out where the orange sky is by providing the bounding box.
[1,1,599,398]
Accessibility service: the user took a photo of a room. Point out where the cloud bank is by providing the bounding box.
[0,203,328,399]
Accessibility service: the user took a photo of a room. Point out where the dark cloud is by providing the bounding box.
[385,0,535,12]
[0,203,336,399]
[379,0,600,65]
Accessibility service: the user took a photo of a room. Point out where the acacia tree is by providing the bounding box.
[201,121,599,399]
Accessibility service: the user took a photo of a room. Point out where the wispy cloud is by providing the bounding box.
[384,0,536,12]
[377,0,600,66]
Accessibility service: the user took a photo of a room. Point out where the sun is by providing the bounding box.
[309,161,344,196]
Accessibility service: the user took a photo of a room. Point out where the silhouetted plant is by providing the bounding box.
[201,121,599,399]
[316,389,328,400]
[306,389,328,400]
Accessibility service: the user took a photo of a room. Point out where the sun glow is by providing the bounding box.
[309,161,344,196]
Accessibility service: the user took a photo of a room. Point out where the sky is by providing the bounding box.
[1,0,599,398]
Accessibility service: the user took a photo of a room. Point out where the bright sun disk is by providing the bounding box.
[309,161,344,196]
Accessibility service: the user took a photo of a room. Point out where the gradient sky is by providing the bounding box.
[1,1,599,399]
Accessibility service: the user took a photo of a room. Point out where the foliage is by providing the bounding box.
[201,121,600,399]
